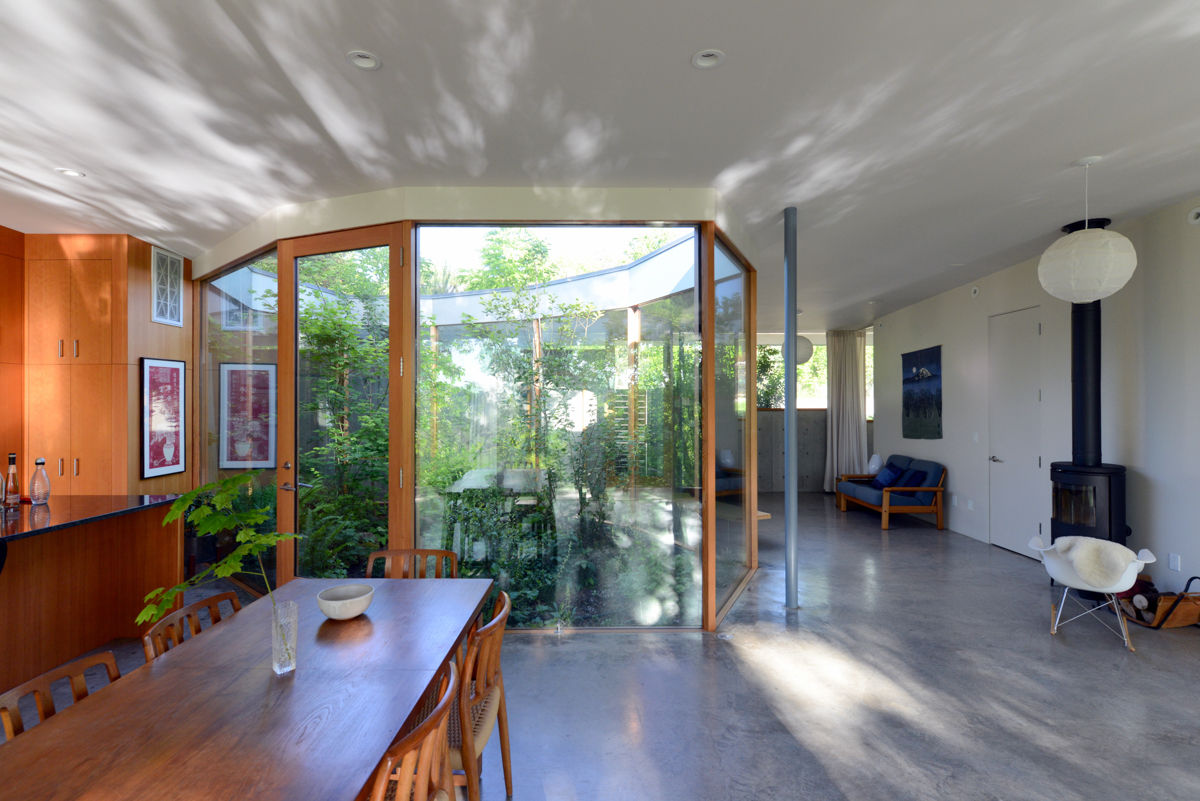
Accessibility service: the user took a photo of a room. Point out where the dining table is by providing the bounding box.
[0,577,492,801]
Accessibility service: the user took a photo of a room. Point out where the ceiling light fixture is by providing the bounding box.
[346,50,381,71]
[691,49,725,69]
[55,167,86,178]
[1037,157,1137,303]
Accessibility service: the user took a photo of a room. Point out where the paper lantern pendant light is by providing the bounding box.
[1037,226,1137,303]
[1037,158,1137,303]
[795,335,814,365]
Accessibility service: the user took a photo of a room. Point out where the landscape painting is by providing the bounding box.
[902,345,942,439]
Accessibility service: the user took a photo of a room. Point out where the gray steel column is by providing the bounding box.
[783,207,799,608]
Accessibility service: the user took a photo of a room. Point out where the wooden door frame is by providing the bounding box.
[275,223,407,584]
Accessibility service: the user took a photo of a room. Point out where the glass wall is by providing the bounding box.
[713,241,750,610]
[196,251,280,591]
[415,226,702,627]
[294,247,390,578]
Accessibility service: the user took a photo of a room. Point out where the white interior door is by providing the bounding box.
[988,306,1043,557]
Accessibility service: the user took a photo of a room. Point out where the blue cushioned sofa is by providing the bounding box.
[836,454,947,530]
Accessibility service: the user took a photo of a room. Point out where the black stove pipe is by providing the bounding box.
[1071,300,1102,467]
[1061,218,1111,468]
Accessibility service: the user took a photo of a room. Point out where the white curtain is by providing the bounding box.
[823,329,868,491]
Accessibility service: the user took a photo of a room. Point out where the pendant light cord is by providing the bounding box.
[1084,164,1089,229]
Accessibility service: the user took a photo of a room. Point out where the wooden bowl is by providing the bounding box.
[316,583,375,620]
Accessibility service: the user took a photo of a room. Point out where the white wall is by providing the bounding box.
[874,193,1200,591]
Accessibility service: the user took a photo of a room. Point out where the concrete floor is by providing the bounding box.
[16,494,1200,798]
[476,492,1200,800]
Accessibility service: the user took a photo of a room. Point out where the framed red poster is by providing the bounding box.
[141,357,186,479]
[219,363,277,469]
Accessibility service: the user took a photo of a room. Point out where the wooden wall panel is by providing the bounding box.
[123,237,193,493]
[124,237,192,364]
[0,364,23,459]
[0,506,182,690]
[24,234,115,261]
[0,224,23,260]
[0,254,24,362]
[0,225,24,460]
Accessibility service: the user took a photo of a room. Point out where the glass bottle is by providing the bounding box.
[3,453,18,508]
[29,457,50,505]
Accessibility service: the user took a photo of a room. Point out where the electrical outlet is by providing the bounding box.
[967,499,974,511]
[1169,553,1181,571]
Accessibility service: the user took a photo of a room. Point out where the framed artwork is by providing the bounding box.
[219,363,277,469]
[141,357,187,478]
[901,345,943,439]
[152,246,184,327]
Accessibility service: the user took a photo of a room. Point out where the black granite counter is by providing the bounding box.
[0,494,180,544]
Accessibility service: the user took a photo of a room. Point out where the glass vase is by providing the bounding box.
[272,599,297,674]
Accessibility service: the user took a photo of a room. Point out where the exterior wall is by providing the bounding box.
[757,409,873,492]
[874,192,1200,591]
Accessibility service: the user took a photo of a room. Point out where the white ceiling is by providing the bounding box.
[4,0,1200,331]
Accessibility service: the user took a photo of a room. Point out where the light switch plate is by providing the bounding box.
[1169,553,1181,571]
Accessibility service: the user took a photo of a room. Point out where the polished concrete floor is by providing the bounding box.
[477,493,1200,800]
[18,494,1200,798]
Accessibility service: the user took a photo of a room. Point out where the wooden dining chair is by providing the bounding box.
[142,591,242,662]
[366,549,459,579]
[366,661,458,801]
[450,591,513,801]
[0,651,120,740]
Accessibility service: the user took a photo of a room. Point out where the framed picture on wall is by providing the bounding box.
[151,247,185,327]
[141,357,187,478]
[219,363,277,469]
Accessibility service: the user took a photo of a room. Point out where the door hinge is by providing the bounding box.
[1038,456,1042,468]
[1038,389,1042,402]
[1037,322,1042,335]
[398,468,403,489]
[1039,522,1043,534]
[397,246,404,267]
[399,357,404,377]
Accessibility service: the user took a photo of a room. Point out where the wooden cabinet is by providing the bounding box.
[23,235,187,495]
[25,364,72,489]
[26,259,111,365]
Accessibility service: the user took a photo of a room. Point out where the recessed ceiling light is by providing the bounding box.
[55,167,86,178]
[691,49,725,69]
[346,50,381,71]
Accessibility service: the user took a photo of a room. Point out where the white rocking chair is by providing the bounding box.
[1029,535,1156,652]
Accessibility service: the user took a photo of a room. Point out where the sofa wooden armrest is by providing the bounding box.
[837,472,877,482]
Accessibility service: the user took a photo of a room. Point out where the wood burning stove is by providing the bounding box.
[1049,219,1131,546]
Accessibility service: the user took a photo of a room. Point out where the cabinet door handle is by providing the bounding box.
[58,340,64,358]
[73,458,79,476]
[73,340,79,358]
[58,458,64,476]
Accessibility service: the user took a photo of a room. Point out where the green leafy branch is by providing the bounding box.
[136,472,298,625]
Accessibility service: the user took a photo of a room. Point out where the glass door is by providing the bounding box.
[275,225,407,582]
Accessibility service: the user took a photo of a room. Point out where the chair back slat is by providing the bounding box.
[367,662,457,801]
[0,651,120,740]
[366,549,459,579]
[143,591,242,662]
[461,592,511,719]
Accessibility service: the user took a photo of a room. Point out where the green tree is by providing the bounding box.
[461,229,558,291]
[623,231,671,262]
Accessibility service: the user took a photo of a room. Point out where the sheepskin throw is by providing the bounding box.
[1055,536,1137,588]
